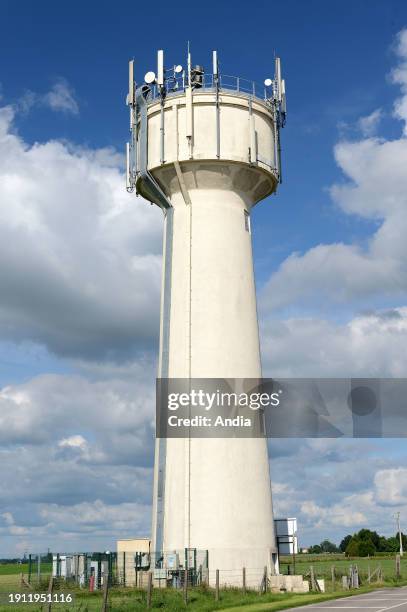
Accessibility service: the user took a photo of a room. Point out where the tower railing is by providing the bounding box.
[149,73,270,104]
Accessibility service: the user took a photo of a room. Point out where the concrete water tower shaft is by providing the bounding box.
[126,49,286,583]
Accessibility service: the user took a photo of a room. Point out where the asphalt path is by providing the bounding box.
[283,587,407,612]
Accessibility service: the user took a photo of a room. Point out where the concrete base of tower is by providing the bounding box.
[204,547,279,588]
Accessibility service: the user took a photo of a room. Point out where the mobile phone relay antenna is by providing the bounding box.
[125,47,287,586]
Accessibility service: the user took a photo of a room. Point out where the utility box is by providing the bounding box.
[52,555,74,579]
[274,518,298,555]
[165,552,179,570]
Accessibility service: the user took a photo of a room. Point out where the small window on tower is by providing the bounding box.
[244,210,251,233]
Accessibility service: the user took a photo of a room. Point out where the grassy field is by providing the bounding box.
[279,553,407,580]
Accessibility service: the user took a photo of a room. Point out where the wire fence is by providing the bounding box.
[1,553,406,610]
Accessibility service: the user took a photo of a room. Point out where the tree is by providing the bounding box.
[395,532,407,552]
[386,537,400,553]
[345,538,360,557]
[320,539,339,553]
[340,535,352,553]
[359,539,376,557]
[308,545,322,554]
[357,529,379,550]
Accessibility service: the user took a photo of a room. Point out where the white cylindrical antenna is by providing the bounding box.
[126,142,131,189]
[157,50,164,86]
[187,42,191,86]
[275,57,282,101]
[281,79,286,113]
[213,50,218,76]
[128,60,135,105]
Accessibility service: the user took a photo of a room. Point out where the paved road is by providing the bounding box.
[283,587,407,612]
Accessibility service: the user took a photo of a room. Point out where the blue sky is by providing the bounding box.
[1,0,403,267]
[0,0,407,556]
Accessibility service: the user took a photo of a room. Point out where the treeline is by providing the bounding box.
[308,529,406,557]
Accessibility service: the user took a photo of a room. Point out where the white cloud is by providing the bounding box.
[262,307,407,377]
[300,496,368,528]
[357,108,382,137]
[58,435,88,449]
[261,29,407,313]
[0,367,155,455]
[19,78,79,115]
[391,29,407,132]
[0,104,162,359]
[374,468,407,506]
[43,79,79,115]
[0,370,155,554]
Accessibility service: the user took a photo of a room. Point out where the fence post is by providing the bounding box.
[37,554,41,584]
[215,569,219,601]
[342,575,349,590]
[47,575,53,612]
[242,567,246,594]
[396,554,401,579]
[354,564,359,588]
[28,554,32,584]
[310,565,315,591]
[101,573,109,612]
[368,562,371,583]
[184,569,188,605]
[123,552,126,587]
[331,566,335,591]
[263,566,268,593]
[147,571,152,608]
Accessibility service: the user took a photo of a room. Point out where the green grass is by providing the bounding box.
[0,581,406,612]
[0,563,52,576]
[0,564,29,576]
[279,553,407,580]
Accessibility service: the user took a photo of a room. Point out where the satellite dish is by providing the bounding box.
[174,65,183,74]
[144,71,156,84]
[264,78,273,87]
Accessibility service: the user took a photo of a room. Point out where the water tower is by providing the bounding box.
[126,48,286,584]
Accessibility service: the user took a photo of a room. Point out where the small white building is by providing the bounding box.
[274,518,298,555]
[117,538,150,586]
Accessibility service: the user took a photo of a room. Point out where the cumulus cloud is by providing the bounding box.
[19,78,79,115]
[0,97,162,554]
[0,367,155,462]
[2,30,407,557]
[43,79,79,115]
[0,500,151,553]
[357,109,382,137]
[261,29,407,313]
[300,497,367,528]
[261,307,407,377]
[269,437,407,544]
[0,371,155,553]
[0,104,163,360]
[391,29,407,132]
[374,468,407,506]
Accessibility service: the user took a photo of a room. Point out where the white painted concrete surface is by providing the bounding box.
[146,86,279,585]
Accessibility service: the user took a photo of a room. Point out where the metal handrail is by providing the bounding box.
[149,73,269,104]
